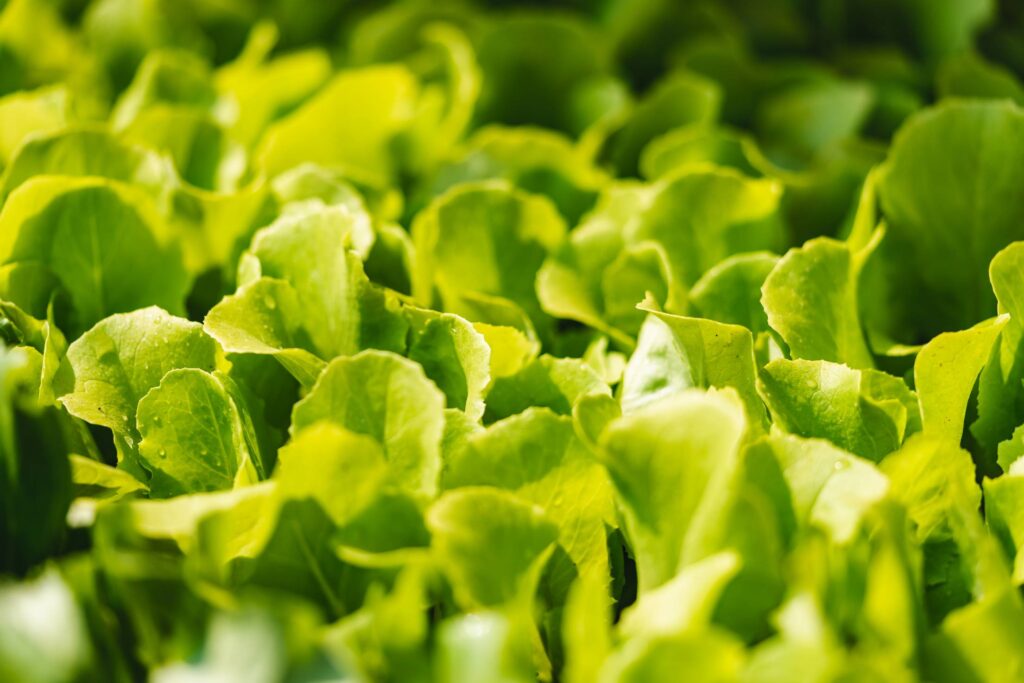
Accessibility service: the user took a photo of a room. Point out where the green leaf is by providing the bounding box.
[427,487,558,609]
[755,78,873,168]
[474,13,607,134]
[421,126,608,224]
[149,605,303,683]
[599,389,747,591]
[877,101,1024,339]
[926,486,1024,683]
[412,181,566,333]
[202,278,326,388]
[690,251,778,334]
[0,298,67,405]
[0,85,69,165]
[215,29,331,147]
[407,308,491,421]
[541,169,782,339]
[758,359,917,461]
[444,407,615,582]
[937,52,1024,105]
[572,392,621,452]
[640,124,760,180]
[984,472,1024,583]
[915,315,1007,445]
[256,64,422,182]
[91,484,278,662]
[762,234,879,369]
[582,335,627,386]
[67,454,147,527]
[562,574,613,683]
[0,127,175,201]
[473,320,539,382]
[269,164,375,258]
[753,434,889,542]
[225,497,353,616]
[0,177,190,335]
[742,593,844,683]
[244,206,401,358]
[70,454,146,501]
[599,630,745,683]
[323,566,431,683]
[973,241,1024,464]
[621,308,767,431]
[275,422,389,527]
[205,207,407,385]
[169,180,269,278]
[392,24,481,175]
[58,307,219,447]
[603,71,721,177]
[888,0,996,65]
[291,350,445,497]
[881,434,980,543]
[637,169,783,288]
[136,369,260,498]
[122,106,241,192]
[182,481,376,618]
[435,610,537,683]
[110,49,219,130]
[4,6,1024,680]
[484,355,609,423]
[536,182,673,343]
[618,551,740,640]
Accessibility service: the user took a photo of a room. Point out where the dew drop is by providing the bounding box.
[833,460,848,471]
[158,449,167,459]
[264,296,277,310]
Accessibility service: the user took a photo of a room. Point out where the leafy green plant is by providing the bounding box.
[4,0,1024,681]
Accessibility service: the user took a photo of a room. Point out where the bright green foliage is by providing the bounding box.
[762,234,878,369]
[427,487,558,609]
[877,102,1024,340]
[6,1,1024,681]
[136,369,261,497]
[600,390,747,591]
[690,251,778,334]
[291,350,446,497]
[622,306,766,429]
[413,181,566,334]
[58,307,219,450]
[915,316,1007,444]
[0,177,189,335]
[444,407,615,584]
[407,308,491,420]
[759,359,919,461]
[257,65,421,181]
[204,206,407,386]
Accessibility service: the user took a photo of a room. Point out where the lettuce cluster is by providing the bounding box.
[5,0,1024,681]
